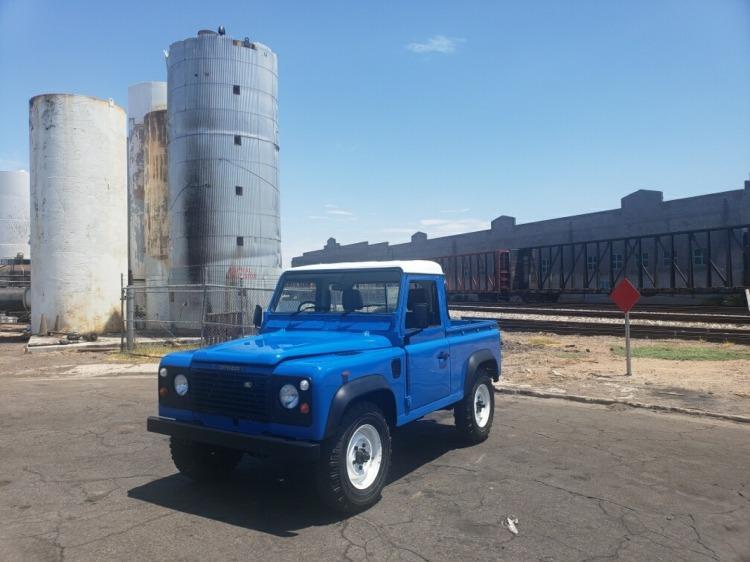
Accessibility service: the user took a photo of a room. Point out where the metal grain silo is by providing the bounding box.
[167,28,281,289]
[127,82,167,285]
[29,94,127,334]
[142,109,170,321]
[0,170,30,260]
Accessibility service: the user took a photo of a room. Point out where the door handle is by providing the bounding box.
[437,351,450,361]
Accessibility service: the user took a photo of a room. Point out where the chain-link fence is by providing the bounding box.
[121,283,274,351]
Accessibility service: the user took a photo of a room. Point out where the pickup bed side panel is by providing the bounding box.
[446,327,501,396]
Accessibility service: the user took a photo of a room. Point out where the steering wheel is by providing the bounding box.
[297,301,317,312]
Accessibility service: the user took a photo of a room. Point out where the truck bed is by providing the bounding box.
[447,318,499,336]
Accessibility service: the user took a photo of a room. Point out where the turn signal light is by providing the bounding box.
[299,402,310,414]
[159,387,168,398]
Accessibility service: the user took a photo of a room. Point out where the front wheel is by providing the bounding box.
[454,375,494,443]
[316,401,392,513]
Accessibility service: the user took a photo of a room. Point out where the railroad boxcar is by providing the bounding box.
[435,250,511,300]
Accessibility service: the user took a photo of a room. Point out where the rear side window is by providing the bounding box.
[405,280,441,328]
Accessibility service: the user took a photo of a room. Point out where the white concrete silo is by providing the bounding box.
[0,170,30,260]
[29,94,128,334]
[127,82,167,285]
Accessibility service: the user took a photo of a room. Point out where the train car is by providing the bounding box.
[435,250,511,301]
[434,224,749,303]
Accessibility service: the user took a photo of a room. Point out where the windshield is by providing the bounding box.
[271,270,402,314]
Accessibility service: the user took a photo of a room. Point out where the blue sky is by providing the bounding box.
[1,0,749,265]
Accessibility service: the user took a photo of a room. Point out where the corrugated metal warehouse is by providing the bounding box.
[292,184,750,297]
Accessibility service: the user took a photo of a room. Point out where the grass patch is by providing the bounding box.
[611,344,750,361]
[528,336,557,347]
[108,342,202,361]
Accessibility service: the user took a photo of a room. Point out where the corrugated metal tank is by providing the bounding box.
[0,170,30,259]
[127,82,167,284]
[29,94,127,334]
[142,109,170,321]
[167,29,281,289]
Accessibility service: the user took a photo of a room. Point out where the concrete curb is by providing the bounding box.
[495,386,750,425]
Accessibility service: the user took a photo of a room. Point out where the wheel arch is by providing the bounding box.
[324,375,397,439]
[464,349,499,398]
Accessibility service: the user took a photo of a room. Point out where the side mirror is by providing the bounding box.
[253,304,263,328]
[413,302,429,329]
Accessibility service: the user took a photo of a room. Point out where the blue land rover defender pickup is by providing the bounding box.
[148,261,501,512]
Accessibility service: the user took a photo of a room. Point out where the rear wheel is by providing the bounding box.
[455,374,494,443]
[316,401,392,513]
[169,437,243,482]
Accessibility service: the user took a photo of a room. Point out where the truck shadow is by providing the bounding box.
[128,413,471,537]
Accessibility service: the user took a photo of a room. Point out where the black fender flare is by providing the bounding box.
[324,374,394,439]
[463,349,499,397]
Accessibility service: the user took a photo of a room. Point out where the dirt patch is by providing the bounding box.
[500,332,750,417]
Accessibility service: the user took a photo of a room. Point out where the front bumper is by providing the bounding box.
[147,416,320,461]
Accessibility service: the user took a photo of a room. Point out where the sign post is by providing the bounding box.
[609,279,641,376]
[624,310,632,376]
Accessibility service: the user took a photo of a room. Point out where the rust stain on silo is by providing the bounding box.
[143,110,168,260]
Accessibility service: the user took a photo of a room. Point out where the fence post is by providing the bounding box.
[240,287,246,337]
[120,274,125,352]
[126,285,135,351]
[201,282,208,345]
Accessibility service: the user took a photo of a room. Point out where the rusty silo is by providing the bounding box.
[29,94,127,334]
[142,109,170,321]
[127,82,167,286]
[166,28,281,289]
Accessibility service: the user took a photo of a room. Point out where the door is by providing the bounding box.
[404,278,451,409]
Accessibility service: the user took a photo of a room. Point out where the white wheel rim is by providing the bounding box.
[346,423,383,490]
[474,384,491,428]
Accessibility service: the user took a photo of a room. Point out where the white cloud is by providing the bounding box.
[308,205,358,222]
[322,204,356,219]
[406,35,465,55]
[418,217,490,236]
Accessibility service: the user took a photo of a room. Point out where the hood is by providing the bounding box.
[190,330,392,367]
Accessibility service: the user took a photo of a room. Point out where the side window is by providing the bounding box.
[405,280,441,328]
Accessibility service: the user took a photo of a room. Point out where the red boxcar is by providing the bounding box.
[435,250,511,295]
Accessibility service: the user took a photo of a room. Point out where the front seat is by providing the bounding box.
[405,288,428,328]
[342,287,363,312]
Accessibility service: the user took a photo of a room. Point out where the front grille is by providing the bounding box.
[190,367,270,421]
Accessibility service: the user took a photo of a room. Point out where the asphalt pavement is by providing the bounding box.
[0,363,748,561]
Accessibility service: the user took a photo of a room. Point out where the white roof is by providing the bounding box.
[291,260,443,275]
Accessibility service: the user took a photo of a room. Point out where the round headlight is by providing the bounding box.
[279,384,299,409]
[174,374,189,396]
[159,367,168,378]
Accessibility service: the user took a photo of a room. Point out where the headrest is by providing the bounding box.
[342,288,363,312]
[407,288,428,309]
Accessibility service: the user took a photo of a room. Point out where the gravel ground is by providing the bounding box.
[498,331,750,417]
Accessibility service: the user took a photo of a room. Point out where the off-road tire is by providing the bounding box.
[169,437,243,482]
[454,374,494,444]
[316,401,392,513]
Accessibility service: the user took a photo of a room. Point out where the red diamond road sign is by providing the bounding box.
[610,278,641,313]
